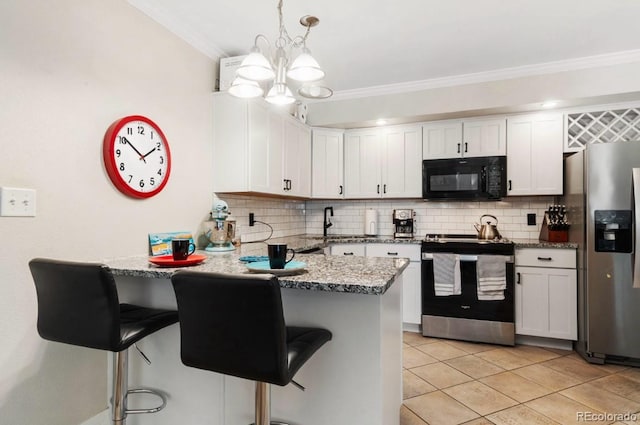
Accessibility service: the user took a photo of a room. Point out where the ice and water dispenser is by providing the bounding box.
[594,210,633,253]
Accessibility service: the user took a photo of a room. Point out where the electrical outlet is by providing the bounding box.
[0,187,36,217]
[249,212,255,226]
[527,213,536,226]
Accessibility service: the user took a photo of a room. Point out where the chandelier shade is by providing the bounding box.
[228,0,332,104]
[286,48,325,82]
[228,77,264,98]
[236,49,275,81]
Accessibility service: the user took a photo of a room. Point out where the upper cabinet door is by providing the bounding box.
[381,125,422,198]
[507,113,563,196]
[282,119,311,197]
[344,129,382,198]
[462,117,506,158]
[422,121,463,159]
[312,128,344,199]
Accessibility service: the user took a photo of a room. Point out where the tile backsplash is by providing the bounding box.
[221,194,558,242]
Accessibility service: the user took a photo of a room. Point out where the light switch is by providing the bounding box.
[0,187,36,217]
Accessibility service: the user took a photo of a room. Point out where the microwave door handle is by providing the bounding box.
[481,166,488,192]
[633,168,640,288]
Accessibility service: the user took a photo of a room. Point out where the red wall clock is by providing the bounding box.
[103,115,172,198]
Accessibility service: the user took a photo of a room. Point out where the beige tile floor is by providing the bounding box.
[401,331,640,425]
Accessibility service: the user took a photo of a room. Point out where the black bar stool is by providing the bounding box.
[170,271,332,425]
[29,258,179,425]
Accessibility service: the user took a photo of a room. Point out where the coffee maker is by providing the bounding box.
[393,209,415,238]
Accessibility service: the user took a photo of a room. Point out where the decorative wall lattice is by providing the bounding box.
[566,108,640,151]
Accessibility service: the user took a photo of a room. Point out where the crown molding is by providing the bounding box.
[127,0,227,60]
[324,49,640,103]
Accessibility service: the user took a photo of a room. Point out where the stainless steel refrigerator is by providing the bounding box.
[565,141,640,365]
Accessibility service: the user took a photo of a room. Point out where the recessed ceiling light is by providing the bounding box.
[542,101,558,109]
[375,119,387,126]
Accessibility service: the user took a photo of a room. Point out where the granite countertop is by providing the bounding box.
[300,234,577,249]
[105,249,409,296]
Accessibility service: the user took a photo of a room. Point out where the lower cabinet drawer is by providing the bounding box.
[515,248,576,268]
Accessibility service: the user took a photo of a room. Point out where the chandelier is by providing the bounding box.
[228,0,332,105]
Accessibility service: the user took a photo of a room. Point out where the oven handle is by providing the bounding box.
[421,253,514,262]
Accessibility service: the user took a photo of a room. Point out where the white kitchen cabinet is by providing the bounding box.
[283,119,311,197]
[212,93,311,197]
[311,128,344,198]
[366,244,422,326]
[507,113,563,196]
[515,248,577,340]
[330,244,366,257]
[422,118,506,160]
[344,125,422,199]
[381,126,422,198]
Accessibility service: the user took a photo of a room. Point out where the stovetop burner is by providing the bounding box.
[422,234,514,254]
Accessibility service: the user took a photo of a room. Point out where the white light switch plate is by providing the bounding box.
[0,187,36,217]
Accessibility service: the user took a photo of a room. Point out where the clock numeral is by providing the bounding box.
[139,179,145,188]
[138,126,145,135]
[159,156,164,164]
[150,177,155,186]
[118,136,126,145]
[156,142,162,151]
[126,127,133,135]
[115,149,121,157]
[119,163,125,171]
[128,175,133,183]
[157,169,162,176]
[150,131,154,140]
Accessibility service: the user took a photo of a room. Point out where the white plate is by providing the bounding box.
[245,260,307,276]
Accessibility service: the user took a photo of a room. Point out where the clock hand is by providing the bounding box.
[123,137,147,163]
[141,147,156,159]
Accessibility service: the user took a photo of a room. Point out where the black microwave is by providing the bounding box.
[422,156,507,200]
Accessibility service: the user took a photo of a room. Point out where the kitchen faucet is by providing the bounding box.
[323,206,334,237]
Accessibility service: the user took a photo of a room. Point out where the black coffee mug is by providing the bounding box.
[172,239,196,261]
[268,244,295,269]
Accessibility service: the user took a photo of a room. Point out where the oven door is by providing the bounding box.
[421,255,514,323]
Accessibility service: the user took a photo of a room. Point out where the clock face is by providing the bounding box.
[103,115,171,198]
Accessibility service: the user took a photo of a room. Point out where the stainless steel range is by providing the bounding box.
[421,234,515,345]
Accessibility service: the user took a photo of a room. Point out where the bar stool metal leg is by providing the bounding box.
[112,350,128,425]
[254,382,287,425]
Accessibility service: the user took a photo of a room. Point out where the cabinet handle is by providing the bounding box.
[508,180,512,191]
[339,185,343,195]
[343,252,354,256]
[283,179,288,191]
[457,143,461,153]
[287,180,292,191]
[517,272,521,284]
[387,252,398,256]
[464,142,468,153]
[377,184,380,194]
[383,184,387,194]
[537,257,553,261]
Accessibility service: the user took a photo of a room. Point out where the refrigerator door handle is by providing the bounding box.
[633,168,640,288]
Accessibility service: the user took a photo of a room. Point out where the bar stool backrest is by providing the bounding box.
[171,271,289,386]
[29,258,121,351]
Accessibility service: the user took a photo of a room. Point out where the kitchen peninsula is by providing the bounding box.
[104,246,408,425]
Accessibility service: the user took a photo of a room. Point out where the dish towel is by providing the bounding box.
[432,254,461,296]
[476,255,508,301]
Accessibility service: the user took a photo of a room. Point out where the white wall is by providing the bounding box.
[308,62,640,128]
[0,1,215,424]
